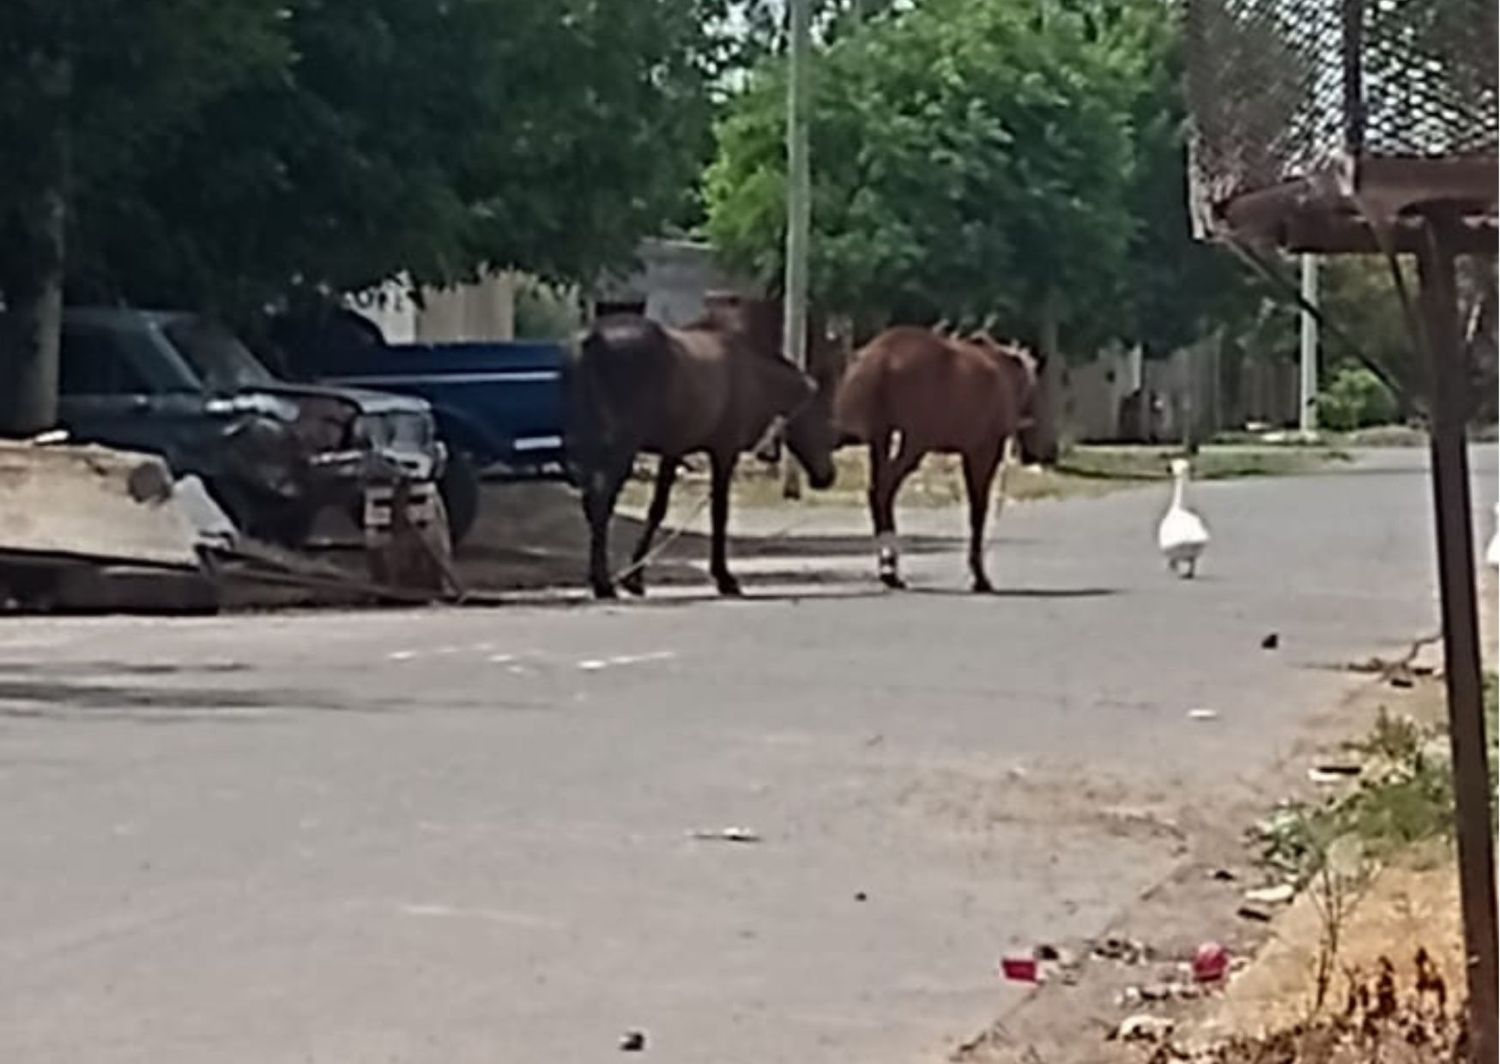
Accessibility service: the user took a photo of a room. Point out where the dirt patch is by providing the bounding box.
[618,444,1344,514]
[1184,848,1464,1048]
[943,669,1471,1064]
[893,761,1192,849]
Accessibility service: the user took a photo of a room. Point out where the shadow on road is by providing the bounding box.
[911,586,1121,599]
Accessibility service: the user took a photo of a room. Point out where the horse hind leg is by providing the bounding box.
[962,443,1003,594]
[620,455,678,596]
[870,434,922,590]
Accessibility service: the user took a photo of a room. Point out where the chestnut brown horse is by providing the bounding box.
[566,312,838,599]
[833,325,1053,592]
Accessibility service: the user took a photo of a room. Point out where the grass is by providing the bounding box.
[620,442,1348,512]
[1215,422,1500,449]
[1056,444,1348,482]
[1253,673,1499,884]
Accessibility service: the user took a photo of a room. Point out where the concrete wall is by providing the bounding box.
[348,239,743,344]
[591,238,749,327]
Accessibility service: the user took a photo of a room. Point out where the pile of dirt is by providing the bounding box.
[456,480,706,591]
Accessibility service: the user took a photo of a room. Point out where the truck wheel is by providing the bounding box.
[438,450,481,548]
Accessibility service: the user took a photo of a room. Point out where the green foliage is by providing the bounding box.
[707,0,1142,348]
[1319,365,1400,432]
[706,0,1257,357]
[1110,3,1260,356]
[1255,679,1499,882]
[0,0,288,297]
[513,278,583,341]
[2,0,725,323]
[1319,257,1419,407]
[720,0,908,69]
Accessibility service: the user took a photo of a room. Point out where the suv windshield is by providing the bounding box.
[163,317,276,392]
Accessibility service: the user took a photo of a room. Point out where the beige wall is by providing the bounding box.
[413,273,516,343]
[348,273,517,344]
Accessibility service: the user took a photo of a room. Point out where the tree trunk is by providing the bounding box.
[0,193,66,437]
[0,49,70,438]
[1032,287,1064,463]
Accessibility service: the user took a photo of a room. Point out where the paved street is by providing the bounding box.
[0,448,1494,1064]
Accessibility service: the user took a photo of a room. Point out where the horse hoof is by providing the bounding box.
[715,577,743,597]
[620,573,646,597]
[592,585,618,600]
[879,572,906,590]
[972,578,994,594]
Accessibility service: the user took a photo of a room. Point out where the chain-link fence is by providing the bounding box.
[1186,0,1498,231]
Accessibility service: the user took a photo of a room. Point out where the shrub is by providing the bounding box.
[1319,365,1398,431]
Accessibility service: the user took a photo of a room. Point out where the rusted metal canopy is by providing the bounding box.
[1185,1,1499,1056]
[1186,0,1497,253]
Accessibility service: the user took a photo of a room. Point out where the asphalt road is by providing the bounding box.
[0,447,1494,1064]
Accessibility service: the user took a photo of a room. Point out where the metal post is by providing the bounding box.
[780,0,812,500]
[1299,254,1319,436]
[1415,218,1498,1064]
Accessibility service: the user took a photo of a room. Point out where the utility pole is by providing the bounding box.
[781,0,812,499]
[1299,254,1319,436]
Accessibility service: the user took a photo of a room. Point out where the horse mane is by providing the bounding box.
[923,314,1036,379]
[965,330,1036,375]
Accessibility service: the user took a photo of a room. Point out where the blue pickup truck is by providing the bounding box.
[270,309,568,545]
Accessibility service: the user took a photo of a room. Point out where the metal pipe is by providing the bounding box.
[780,0,812,500]
[1415,215,1499,1064]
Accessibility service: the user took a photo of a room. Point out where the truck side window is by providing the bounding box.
[59,328,146,395]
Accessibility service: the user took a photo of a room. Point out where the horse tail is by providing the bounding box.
[831,346,887,442]
[560,332,595,483]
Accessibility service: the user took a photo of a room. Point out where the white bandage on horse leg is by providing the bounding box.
[876,531,899,569]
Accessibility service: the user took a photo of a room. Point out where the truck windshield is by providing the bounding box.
[164,317,277,392]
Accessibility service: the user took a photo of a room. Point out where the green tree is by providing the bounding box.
[73,0,724,320]
[3,0,727,431]
[1109,0,1259,357]
[706,0,1144,352]
[707,0,1265,363]
[1319,257,1417,404]
[723,0,908,68]
[0,0,286,433]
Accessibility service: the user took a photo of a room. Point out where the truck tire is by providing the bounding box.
[438,450,481,548]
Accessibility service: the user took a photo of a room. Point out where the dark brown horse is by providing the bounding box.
[833,325,1053,592]
[566,312,838,599]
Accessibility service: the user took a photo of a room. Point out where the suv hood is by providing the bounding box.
[256,381,433,417]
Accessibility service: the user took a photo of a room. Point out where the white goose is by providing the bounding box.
[1158,457,1210,579]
